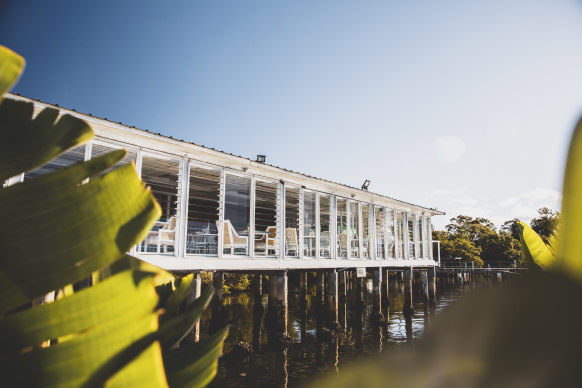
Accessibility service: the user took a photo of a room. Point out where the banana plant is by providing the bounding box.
[516,222,556,270]
[0,46,226,388]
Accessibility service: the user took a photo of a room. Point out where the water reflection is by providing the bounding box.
[206,272,493,388]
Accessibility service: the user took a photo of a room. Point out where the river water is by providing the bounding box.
[201,272,490,388]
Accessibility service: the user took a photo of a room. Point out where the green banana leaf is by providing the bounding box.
[558,116,582,280]
[0,45,24,97]
[517,221,555,270]
[0,99,93,182]
[164,328,229,388]
[0,151,161,313]
[0,45,225,387]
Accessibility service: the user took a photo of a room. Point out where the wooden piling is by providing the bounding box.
[403,268,414,317]
[428,266,437,307]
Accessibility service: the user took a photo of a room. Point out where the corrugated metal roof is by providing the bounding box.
[7,92,444,215]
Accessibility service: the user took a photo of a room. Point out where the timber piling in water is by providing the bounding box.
[428,266,437,307]
[382,268,390,307]
[326,270,339,323]
[372,268,382,315]
[209,271,226,335]
[267,270,288,348]
[403,268,414,317]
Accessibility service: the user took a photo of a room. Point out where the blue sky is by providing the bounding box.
[2,0,582,229]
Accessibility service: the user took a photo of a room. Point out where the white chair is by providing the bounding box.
[285,228,298,256]
[218,220,248,255]
[144,216,176,253]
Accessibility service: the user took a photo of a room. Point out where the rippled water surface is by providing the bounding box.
[199,272,494,387]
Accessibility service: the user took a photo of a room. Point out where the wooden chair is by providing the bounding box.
[255,226,279,256]
[218,220,248,255]
[285,228,298,256]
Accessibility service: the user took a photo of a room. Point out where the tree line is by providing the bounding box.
[432,207,559,267]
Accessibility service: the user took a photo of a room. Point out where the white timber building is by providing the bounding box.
[7,93,443,272]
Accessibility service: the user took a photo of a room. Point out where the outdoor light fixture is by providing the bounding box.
[256,154,266,163]
[361,179,371,191]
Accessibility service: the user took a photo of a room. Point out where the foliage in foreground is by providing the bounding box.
[0,45,226,387]
[314,115,582,387]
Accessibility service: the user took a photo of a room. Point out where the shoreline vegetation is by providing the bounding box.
[433,207,559,267]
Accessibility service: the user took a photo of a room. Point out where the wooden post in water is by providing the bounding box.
[372,268,382,315]
[382,268,390,307]
[355,272,365,307]
[213,271,224,301]
[428,266,437,307]
[210,271,226,334]
[422,271,429,302]
[299,271,307,300]
[317,272,325,304]
[403,268,414,317]
[267,270,288,343]
[252,273,265,352]
[326,270,339,322]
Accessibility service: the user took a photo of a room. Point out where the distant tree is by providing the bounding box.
[439,215,524,266]
[433,230,482,266]
[530,207,560,243]
[501,218,521,241]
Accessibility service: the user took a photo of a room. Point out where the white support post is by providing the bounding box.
[346,200,351,260]
[393,210,398,259]
[370,205,377,260]
[217,170,226,259]
[358,202,364,259]
[250,177,256,258]
[84,141,92,162]
[177,158,190,258]
[129,147,142,256]
[384,208,390,260]
[279,182,285,259]
[135,148,143,178]
[428,217,434,260]
[422,216,428,259]
[403,212,410,260]
[315,192,320,260]
[331,195,337,260]
[299,188,304,259]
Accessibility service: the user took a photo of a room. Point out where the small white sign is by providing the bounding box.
[356,267,366,278]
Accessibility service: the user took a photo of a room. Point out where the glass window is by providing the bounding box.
[92,143,137,168]
[138,155,180,254]
[362,204,370,258]
[224,174,251,256]
[25,144,86,179]
[375,207,385,259]
[386,210,395,259]
[337,198,347,258]
[303,191,316,257]
[319,195,331,258]
[255,180,279,257]
[186,166,220,256]
[397,211,405,259]
[350,202,360,257]
[285,187,300,257]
